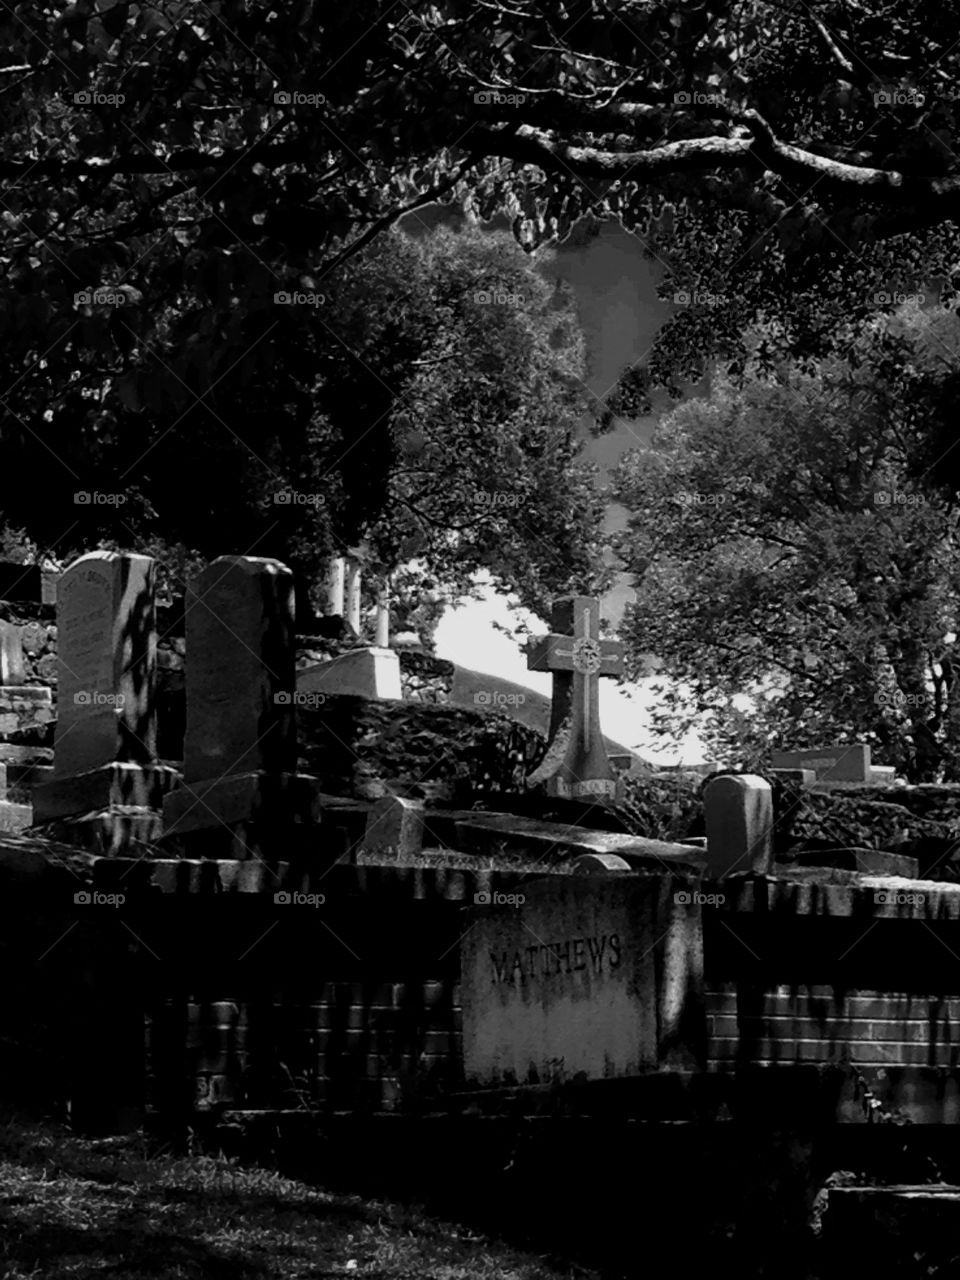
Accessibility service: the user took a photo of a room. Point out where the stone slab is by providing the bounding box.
[0,800,32,833]
[453,812,705,871]
[0,621,24,686]
[32,762,180,824]
[298,647,402,701]
[163,771,323,835]
[461,874,705,1087]
[790,847,920,877]
[771,745,871,782]
[359,795,424,860]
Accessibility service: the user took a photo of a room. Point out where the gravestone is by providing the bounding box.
[771,744,871,782]
[526,596,624,799]
[162,556,322,848]
[461,874,705,1087]
[0,622,24,686]
[32,552,178,828]
[702,773,774,877]
[298,647,402,701]
[359,795,425,861]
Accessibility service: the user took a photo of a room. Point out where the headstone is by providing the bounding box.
[359,795,425,861]
[870,766,896,786]
[702,773,774,877]
[771,745,871,782]
[0,622,24,686]
[298,647,402,701]
[461,874,705,1087]
[344,559,362,634]
[323,556,345,616]
[162,556,322,845]
[525,596,624,799]
[32,552,178,826]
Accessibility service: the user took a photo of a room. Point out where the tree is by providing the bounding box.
[610,303,960,782]
[1,211,608,616]
[1,0,958,481]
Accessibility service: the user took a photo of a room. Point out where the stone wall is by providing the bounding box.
[398,651,454,703]
[0,601,57,688]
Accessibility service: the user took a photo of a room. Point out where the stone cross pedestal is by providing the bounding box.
[162,556,322,856]
[32,551,179,849]
[525,596,624,800]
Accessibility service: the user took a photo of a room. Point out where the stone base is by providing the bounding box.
[0,685,53,735]
[33,762,181,824]
[0,800,32,833]
[33,806,164,856]
[162,771,324,837]
[791,847,920,877]
[297,647,402,701]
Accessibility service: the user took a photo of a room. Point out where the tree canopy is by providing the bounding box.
[611,303,960,780]
[2,0,959,477]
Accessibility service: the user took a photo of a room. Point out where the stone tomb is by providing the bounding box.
[297,647,402,701]
[163,556,322,850]
[771,744,872,783]
[460,873,705,1088]
[32,552,178,828]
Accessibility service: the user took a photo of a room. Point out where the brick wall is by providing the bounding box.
[707,985,960,1070]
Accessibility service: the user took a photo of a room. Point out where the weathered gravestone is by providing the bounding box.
[162,556,322,850]
[771,744,871,782]
[525,596,624,800]
[461,874,705,1087]
[702,774,774,877]
[32,552,178,827]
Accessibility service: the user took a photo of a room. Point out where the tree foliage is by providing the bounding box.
[611,304,960,781]
[2,0,959,501]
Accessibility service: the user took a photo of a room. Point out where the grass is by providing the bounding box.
[0,1114,596,1280]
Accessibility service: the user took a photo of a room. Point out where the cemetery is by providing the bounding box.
[2,550,960,1272]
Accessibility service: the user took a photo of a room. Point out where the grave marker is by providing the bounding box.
[461,874,705,1086]
[32,551,178,827]
[162,556,321,844]
[771,745,871,783]
[0,621,25,687]
[526,596,624,799]
[702,773,774,877]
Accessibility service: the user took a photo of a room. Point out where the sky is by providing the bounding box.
[407,213,709,765]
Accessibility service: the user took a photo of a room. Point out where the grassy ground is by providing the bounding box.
[0,1115,596,1280]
